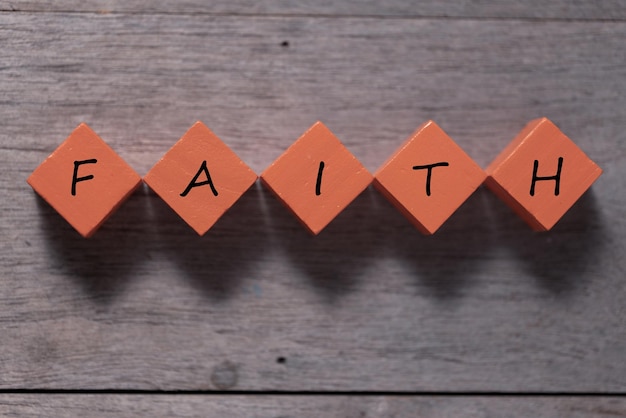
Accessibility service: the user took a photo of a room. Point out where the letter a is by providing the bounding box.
[180,160,218,197]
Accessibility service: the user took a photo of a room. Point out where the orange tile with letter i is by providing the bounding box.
[27,123,142,237]
[374,120,486,234]
[144,121,258,235]
[261,121,373,235]
[485,117,602,231]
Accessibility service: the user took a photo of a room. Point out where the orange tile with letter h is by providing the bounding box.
[485,117,602,231]
[27,123,142,237]
[261,121,373,235]
[374,120,486,234]
[144,121,258,235]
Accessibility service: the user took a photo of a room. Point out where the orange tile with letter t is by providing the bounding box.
[261,121,373,235]
[485,117,602,231]
[144,121,257,235]
[27,123,142,237]
[374,120,486,234]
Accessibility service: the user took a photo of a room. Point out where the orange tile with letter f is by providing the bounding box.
[485,117,602,231]
[27,123,142,237]
[144,121,257,235]
[374,120,486,234]
[261,121,373,235]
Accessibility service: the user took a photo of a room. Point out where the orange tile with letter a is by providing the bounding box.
[27,123,142,237]
[485,117,602,231]
[261,121,373,235]
[374,120,486,234]
[144,121,257,235]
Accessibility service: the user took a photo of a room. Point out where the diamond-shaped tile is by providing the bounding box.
[374,120,486,234]
[144,121,257,235]
[486,117,602,231]
[27,123,142,237]
[261,121,373,235]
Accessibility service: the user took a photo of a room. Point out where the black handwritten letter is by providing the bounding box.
[180,160,218,197]
[71,159,98,196]
[315,161,325,196]
[530,157,563,196]
[412,162,449,196]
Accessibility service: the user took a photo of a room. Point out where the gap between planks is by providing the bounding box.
[0,9,625,23]
[1,390,626,396]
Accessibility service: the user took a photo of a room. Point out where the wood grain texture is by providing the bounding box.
[0,8,625,392]
[3,0,626,20]
[1,395,626,417]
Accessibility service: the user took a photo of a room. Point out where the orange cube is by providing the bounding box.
[144,121,257,235]
[486,117,602,231]
[374,121,486,234]
[27,123,142,237]
[261,121,372,235]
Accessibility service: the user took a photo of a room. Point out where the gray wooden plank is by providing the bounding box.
[0,12,624,391]
[0,395,625,417]
[2,0,626,20]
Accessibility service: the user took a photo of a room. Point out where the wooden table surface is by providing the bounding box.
[1,0,625,416]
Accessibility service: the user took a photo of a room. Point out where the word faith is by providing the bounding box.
[27,118,602,237]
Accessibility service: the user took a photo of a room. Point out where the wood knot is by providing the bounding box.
[210,361,238,390]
